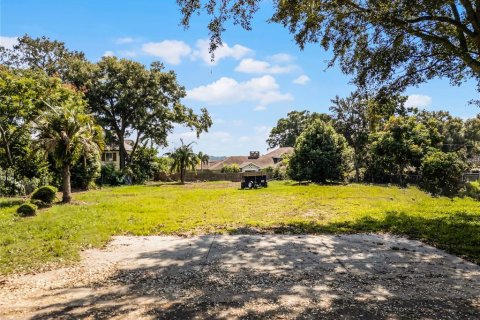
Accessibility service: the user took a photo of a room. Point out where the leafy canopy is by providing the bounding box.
[178,0,480,94]
[33,88,104,169]
[367,115,434,182]
[0,35,93,89]
[288,119,351,182]
[0,68,67,180]
[330,92,370,181]
[166,139,199,183]
[421,150,467,196]
[87,57,212,169]
[267,110,331,148]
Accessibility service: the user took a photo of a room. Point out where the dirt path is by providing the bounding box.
[1,234,479,319]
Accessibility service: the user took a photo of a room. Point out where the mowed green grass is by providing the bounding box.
[1,181,479,274]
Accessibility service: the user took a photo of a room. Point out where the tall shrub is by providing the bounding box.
[420,151,466,196]
[288,119,351,183]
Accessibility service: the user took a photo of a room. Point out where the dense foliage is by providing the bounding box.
[465,180,480,200]
[166,140,199,184]
[267,111,331,148]
[70,155,102,190]
[221,164,241,173]
[129,146,160,184]
[288,120,350,183]
[330,93,369,182]
[420,151,467,196]
[366,116,432,184]
[16,203,37,217]
[31,186,58,204]
[97,164,126,186]
[33,87,104,203]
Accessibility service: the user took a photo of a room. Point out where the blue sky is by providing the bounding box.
[2,0,479,156]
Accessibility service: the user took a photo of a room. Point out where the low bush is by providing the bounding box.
[465,180,480,200]
[70,155,101,190]
[271,167,287,180]
[97,163,126,186]
[221,164,241,173]
[31,185,58,204]
[17,203,37,217]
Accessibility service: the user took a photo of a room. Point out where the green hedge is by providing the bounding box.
[31,185,58,204]
[17,203,37,217]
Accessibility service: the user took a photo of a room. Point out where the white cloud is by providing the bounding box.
[232,120,244,127]
[255,125,270,133]
[0,36,18,49]
[293,75,310,85]
[268,53,294,63]
[187,75,293,110]
[235,58,298,74]
[103,50,115,57]
[191,39,252,66]
[405,94,432,108]
[115,37,134,44]
[238,136,250,143]
[142,40,192,65]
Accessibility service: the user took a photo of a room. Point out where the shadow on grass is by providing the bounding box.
[0,199,24,209]
[229,211,480,265]
[27,233,480,319]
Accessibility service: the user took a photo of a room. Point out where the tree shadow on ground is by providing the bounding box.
[26,225,480,319]
[256,211,480,265]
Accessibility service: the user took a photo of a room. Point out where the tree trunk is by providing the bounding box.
[398,165,405,186]
[118,135,126,170]
[0,126,13,166]
[354,156,360,183]
[127,132,142,166]
[180,167,185,184]
[62,164,72,203]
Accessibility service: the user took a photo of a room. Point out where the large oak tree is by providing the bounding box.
[0,35,92,89]
[87,57,212,169]
[178,0,480,93]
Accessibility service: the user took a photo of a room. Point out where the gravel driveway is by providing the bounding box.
[1,234,479,319]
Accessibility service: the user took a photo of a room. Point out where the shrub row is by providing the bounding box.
[16,185,57,217]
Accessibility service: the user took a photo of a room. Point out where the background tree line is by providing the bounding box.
[268,94,480,196]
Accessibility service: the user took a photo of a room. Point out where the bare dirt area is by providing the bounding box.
[1,234,479,319]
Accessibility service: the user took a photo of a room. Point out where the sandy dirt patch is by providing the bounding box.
[1,234,479,319]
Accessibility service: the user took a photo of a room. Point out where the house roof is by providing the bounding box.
[208,156,249,171]
[208,147,293,171]
[239,162,261,169]
[195,159,222,170]
[104,139,134,152]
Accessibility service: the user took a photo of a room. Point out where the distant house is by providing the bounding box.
[239,162,262,172]
[101,140,134,169]
[207,147,293,172]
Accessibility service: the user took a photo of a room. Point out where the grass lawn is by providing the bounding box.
[1,181,479,274]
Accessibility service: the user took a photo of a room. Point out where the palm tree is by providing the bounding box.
[166,139,199,184]
[34,92,104,203]
[197,151,209,172]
